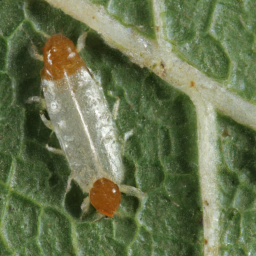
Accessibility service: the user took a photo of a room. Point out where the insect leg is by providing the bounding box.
[45,144,65,156]
[112,96,120,120]
[26,96,47,109]
[29,45,44,62]
[107,91,120,120]
[76,32,88,52]
[40,110,53,130]
[28,97,65,155]
[106,92,133,153]
[119,184,145,200]
[80,196,91,219]
[27,97,52,128]
[26,96,41,104]
[42,120,65,155]
[120,129,134,155]
[92,212,105,222]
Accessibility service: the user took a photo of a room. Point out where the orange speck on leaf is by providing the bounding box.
[190,81,195,87]
[90,178,121,217]
[42,34,85,80]
[203,200,209,206]
[222,127,230,137]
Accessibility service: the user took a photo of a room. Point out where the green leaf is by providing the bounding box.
[1,0,256,255]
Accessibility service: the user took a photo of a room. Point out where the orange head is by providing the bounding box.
[42,34,85,80]
[90,178,121,217]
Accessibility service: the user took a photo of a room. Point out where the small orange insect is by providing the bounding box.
[29,34,144,218]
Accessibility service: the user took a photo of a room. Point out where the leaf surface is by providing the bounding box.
[0,0,256,255]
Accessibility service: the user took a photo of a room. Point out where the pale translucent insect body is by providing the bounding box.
[42,68,124,191]
[29,34,144,218]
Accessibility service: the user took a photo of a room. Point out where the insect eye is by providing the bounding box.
[90,178,121,217]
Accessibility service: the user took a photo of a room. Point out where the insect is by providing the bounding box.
[28,34,144,218]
